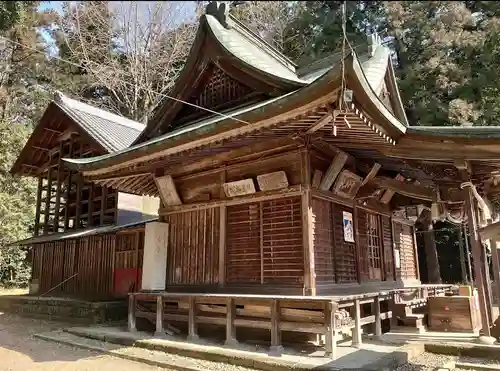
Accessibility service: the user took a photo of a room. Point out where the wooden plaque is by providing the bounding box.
[223,179,256,197]
[154,174,182,206]
[332,170,363,199]
[256,171,289,191]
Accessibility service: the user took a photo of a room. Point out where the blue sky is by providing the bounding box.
[39,1,63,14]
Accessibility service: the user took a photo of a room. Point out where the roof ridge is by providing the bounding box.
[205,1,297,71]
[54,91,145,132]
[227,14,297,71]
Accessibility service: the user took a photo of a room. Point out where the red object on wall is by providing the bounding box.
[113,268,142,296]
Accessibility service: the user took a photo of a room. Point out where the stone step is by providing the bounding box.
[35,330,206,371]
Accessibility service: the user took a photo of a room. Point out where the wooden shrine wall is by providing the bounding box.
[312,197,397,288]
[393,221,419,281]
[312,197,358,284]
[226,196,303,285]
[30,231,143,298]
[164,208,220,286]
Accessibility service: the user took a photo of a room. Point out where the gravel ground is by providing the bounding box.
[393,352,456,371]
[0,311,255,371]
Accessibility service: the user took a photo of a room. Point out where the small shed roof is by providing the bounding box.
[11,217,158,246]
[10,92,145,176]
[54,92,145,152]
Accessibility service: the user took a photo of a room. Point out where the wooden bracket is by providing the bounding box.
[380,174,404,204]
[306,106,335,133]
[361,163,381,187]
[319,151,348,191]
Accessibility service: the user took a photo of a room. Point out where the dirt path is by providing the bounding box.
[0,311,168,370]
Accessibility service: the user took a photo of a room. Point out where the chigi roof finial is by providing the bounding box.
[206,1,230,29]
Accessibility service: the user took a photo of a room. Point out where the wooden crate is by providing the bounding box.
[427,294,480,333]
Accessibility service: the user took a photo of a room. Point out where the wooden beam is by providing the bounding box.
[306,109,334,134]
[478,221,500,241]
[33,145,49,152]
[319,151,348,191]
[380,174,405,204]
[371,176,434,202]
[57,128,79,142]
[361,163,381,187]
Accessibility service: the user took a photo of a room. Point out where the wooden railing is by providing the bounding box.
[127,285,455,359]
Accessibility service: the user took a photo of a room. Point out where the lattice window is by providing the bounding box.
[226,197,303,284]
[178,65,255,121]
[366,213,382,280]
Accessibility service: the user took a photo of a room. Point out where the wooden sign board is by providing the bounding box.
[332,170,363,199]
[154,174,182,206]
[256,171,289,191]
[223,179,256,197]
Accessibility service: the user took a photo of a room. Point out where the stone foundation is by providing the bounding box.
[0,295,127,324]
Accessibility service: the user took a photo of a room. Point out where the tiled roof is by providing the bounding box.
[54,92,145,152]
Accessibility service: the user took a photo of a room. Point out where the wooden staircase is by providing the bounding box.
[391,296,428,334]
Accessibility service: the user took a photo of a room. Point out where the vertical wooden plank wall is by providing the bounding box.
[312,198,335,283]
[29,234,119,298]
[393,221,418,280]
[165,208,220,285]
[225,196,304,286]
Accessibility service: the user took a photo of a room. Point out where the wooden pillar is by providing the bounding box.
[490,238,500,314]
[422,219,442,284]
[302,189,315,295]
[128,294,136,332]
[218,205,226,288]
[324,301,338,359]
[34,176,43,236]
[154,295,164,337]
[464,189,491,336]
[218,169,226,288]
[458,226,468,283]
[64,138,73,230]
[224,297,238,346]
[187,296,199,341]
[269,299,283,356]
[464,224,474,286]
[480,240,494,324]
[87,183,95,226]
[353,205,361,283]
[43,163,52,234]
[53,141,63,232]
[352,299,362,348]
[100,186,107,225]
[373,295,382,340]
[75,175,83,229]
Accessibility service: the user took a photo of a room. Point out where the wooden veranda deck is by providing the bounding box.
[127,284,455,359]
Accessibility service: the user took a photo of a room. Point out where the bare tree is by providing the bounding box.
[57,1,200,123]
[230,1,309,61]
